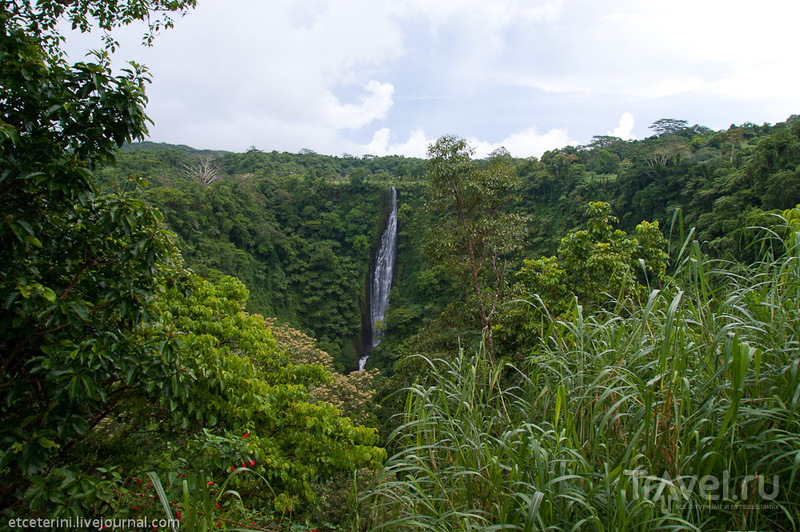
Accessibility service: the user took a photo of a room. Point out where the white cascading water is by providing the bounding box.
[359,187,398,371]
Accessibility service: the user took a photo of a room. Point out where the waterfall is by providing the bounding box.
[359,187,398,371]
[370,187,398,348]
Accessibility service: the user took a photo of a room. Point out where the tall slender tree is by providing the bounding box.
[423,135,528,356]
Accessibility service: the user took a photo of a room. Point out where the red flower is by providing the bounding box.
[176,511,182,520]
[207,481,214,485]
[243,431,249,438]
[249,458,255,466]
[230,465,235,472]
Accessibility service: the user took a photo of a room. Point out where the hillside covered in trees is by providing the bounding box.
[99,114,800,372]
[2,0,800,529]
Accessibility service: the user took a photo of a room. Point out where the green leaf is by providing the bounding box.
[38,438,60,450]
[24,234,42,248]
[68,375,81,401]
[147,472,178,532]
[68,301,90,321]
[42,287,57,302]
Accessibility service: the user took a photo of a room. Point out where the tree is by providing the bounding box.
[349,167,367,189]
[495,202,668,356]
[424,135,529,356]
[0,1,384,518]
[721,126,745,164]
[642,135,691,169]
[0,0,189,508]
[594,149,621,174]
[649,118,689,137]
[587,135,623,151]
[150,275,384,511]
[488,146,512,159]
[264,316,380,427]
[5,0,197,50]
[180,154,223,187]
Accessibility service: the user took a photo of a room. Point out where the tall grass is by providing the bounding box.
[359,221,800,531]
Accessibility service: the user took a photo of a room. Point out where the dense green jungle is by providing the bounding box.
[3,1,800,530]
[100,114,800,377]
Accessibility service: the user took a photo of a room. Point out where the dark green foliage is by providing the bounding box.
[99,141,433,372]
[505,116,800,260]
[102,114,800,376]
[0,6,177,506]
[0,3,385,526]
[140,174,385,370]
[3,14,799,523]
[145,274,385,509]
[9,12,794,521]
[495,201,669,357]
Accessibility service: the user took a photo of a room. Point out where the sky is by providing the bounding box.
[62,0,800,159]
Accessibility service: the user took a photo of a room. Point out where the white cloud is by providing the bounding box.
[608,112,635,140]
[322,81,395,129]
[63,0,407,151]
[469,126,574,159]
[360,125,572,159]
[364,128,431,158]
[610,0,800,67]
[501,2,800,121]
[59,0,800,155]
[366,128,391,154]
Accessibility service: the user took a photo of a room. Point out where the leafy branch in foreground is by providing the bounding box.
[1,3,176,507]
[4,0,198,50]
[0,3,385,524]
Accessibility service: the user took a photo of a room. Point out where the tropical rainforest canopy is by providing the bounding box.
[1,1,799,530]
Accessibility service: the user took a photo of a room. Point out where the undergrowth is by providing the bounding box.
[357,214,800,531]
